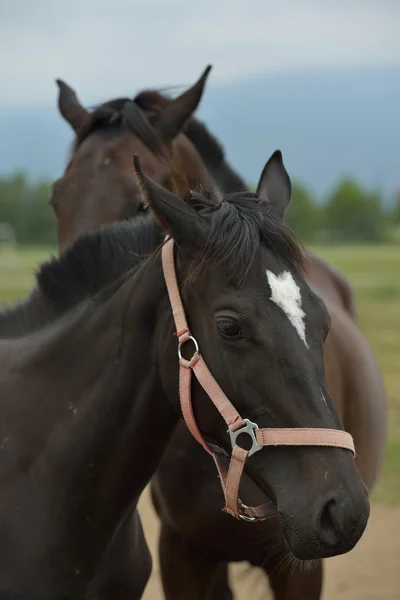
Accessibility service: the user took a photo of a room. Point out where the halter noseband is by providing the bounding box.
[162,239,355,521]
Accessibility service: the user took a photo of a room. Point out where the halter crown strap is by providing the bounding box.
[161,239,355,521]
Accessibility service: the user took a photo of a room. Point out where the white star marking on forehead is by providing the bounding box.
[266,270,309,348]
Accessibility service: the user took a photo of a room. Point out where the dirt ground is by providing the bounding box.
[139,488,400,600]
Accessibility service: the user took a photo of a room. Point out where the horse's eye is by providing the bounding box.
[216,318,242,340]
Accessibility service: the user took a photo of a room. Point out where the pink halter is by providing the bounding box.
[161,239,355,521]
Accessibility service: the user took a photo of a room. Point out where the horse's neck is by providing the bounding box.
[172,134,218,196]
[0,264,177,584]
[56,268,177,500]
[183,119,247,195]
[0,287,56,338]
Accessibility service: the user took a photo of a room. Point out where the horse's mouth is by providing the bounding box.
[206,438,278,516]
[206,438,321,565]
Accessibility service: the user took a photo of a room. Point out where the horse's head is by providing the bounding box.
[134,152,369,560]
[52,67,215,251]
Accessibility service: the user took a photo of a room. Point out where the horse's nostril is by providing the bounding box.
[279,486,369,560]
[316,496,342,547]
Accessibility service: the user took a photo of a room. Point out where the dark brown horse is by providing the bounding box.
[0,216,165,599]
[53,67,217,252]
[51,75,384,599]
[0,155,369,598]
[149,124,387,600]
[149,137,387,599]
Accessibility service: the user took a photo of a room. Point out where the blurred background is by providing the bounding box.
[0,1,399,598]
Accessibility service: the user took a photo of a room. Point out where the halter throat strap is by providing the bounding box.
[161,239,355,521]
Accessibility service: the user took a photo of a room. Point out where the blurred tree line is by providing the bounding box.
[0,173,56,246]
[0,171,398,246]
[285,179,399,244]
[285,179,393,243]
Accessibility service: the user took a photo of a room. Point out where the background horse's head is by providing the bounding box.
[135,151,369,560]
[52,67,216,251]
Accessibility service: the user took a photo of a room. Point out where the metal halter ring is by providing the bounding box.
[238,503,257,522]
[178,335,200,367]
[229,418,262,457]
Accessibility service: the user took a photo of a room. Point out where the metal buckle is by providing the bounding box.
[178,335,200,367]
[238,503,257,522]
[229,418,262,457]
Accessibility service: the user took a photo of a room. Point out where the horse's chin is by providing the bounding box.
[206,440,325,563]
[237,469,323,565]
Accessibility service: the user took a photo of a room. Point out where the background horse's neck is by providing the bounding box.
[170,133,218,198]
[184,118,247,195]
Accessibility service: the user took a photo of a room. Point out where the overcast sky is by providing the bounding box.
[0,0,399,109]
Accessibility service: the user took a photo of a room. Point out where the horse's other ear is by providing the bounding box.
[256,150,292,221]
[56,79,90,134]
[133,155,208,250]
[154,65,212,144]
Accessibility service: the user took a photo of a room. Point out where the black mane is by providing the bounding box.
[37,216,161,311]
[0,217,161,338]
[188,191,305,284]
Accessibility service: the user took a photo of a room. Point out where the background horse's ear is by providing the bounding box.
[256,150,292,221]
[154,65,212,144]
[133,155,208,250]
[56,79,90,134]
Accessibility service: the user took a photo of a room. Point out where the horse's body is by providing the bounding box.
[0,160,370,597]
[150,119,386,600]
[145,123,386,599]
[0,221,163,597]
[50,77,386,600]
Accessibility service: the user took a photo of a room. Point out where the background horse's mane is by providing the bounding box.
[134,89,248,194]
[183,119,247,194]
[73,93,168,158]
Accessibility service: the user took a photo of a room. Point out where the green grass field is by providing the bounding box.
[0,244,399,502]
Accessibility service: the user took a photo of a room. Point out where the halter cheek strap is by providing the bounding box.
[162,239,355,521]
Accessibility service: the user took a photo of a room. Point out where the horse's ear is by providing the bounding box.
[154,66,212,144]
[56,79,90,134]
[256,150,292,221]
[133,155,208,250]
